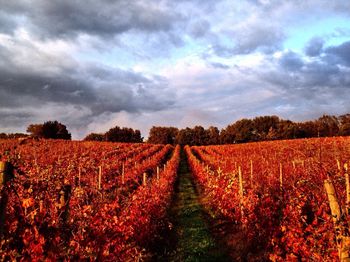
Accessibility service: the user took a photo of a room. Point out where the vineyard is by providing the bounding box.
[0,139,180,260]
[1,137,350,260]
[186,137,350,261]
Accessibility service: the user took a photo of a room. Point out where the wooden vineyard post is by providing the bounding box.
[345,164,350,215]
[217,167,222,176]
[59,185,72,210]
[324,179,350,261]
[250,160,253,186]
[238,166,244,219]
[324,179,341,223]
[279,163,283,192]
[0,161,14,186]
[337,159,341,171]
[34,151,39,174]
[122,163,125,185]
[0,161,14,237]
[157,166,160,181]
[39,200,43,213]
[98,166,102,190]
[143,173,147,186]
[78,166,81,187]
[58,184,71,243]
[292,160,296,169]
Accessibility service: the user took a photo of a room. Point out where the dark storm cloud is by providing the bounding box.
[305,37,324,57]
[0,65,173,115]
[85,65,150,84]
[0,68,94,107]
[1,0,283,56]
[0,43,175,132]
[265,41,350,92]
[325,41,350,66]
[1,0,350,138]
[0,0,179,38]
[0,111,33,128]
[279,51,304,71]
[0,0,181,136]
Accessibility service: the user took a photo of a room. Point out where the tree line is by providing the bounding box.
[84,126,142,143]
[1,121,72,140]
[147,114,350,145]
[1,114,349,144]
[23,121,143,143]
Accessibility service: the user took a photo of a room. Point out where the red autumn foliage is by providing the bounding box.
[186,137,350,260]
[0,139,179,260]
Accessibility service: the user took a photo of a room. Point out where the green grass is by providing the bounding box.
[163,149,231,262]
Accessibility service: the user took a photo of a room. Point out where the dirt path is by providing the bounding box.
[157,149,230,261]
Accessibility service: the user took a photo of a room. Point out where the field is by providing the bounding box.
[186,137,350,261]
[0,139,180,260]
[1,137,350,260]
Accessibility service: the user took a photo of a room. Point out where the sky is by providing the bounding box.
[1,0,350,139]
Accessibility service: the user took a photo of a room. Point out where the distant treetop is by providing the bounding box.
[146,114,350,146]
[27,121,71,140]
[6,113,350,145]
[84,126,143,143]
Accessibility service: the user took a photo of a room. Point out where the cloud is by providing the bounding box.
[232,23,285,54]
[305,37,324,57]
[325,41,350,66]
[0,0,179,39]
[209,62,230,70]
[188,20,211,38]
[0,63,173,110]
[257,41,350,119]
[0,11,18,34]
[201,1,287,57]
[0,30,175,138]
[1,0,350,139]
[279,51,304,71]
[205,1,350,57]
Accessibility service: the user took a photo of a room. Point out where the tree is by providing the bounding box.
[105,126,142,143]
[84,133,105,141]
[0,133,28,139]
[252,116,280,140]
[27,121,71,140]
[175,128,195,145]
[148,126,220,146]
[339,114,350,136]
[315,115,339,137]
[297,121,318,138]
[147,126,178,144]
[42,121,71,139]
[233,118,256,143]
[266,127,278,140]
[133,130,142,143]
[207,126,220,145]
[192,126,208,145]
[27,124,44,137]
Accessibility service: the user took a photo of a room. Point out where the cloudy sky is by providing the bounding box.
[1,0,350,139]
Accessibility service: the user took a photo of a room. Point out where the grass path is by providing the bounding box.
[159,149,230,261]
